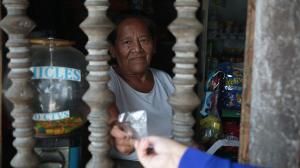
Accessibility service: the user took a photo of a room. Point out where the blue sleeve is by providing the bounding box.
[179,148,258,168]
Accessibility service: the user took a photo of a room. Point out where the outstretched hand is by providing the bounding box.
[111,123,135,155]
[134,136,187,168]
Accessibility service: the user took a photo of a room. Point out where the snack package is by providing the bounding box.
[198,114,222,145]
[197,71,224,146]
[218,62,243,110]
[200,71,225,117]
[199,91,213,116]
[219,120,240,159]
[118,110,148,139]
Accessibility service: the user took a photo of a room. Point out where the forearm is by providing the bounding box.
[179,148,257,168]
[107,102,119,125]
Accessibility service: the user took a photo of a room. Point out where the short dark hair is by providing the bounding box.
[107,10,157,45]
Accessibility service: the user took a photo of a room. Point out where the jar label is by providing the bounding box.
[33,110,70,121]
[31,66,81,81]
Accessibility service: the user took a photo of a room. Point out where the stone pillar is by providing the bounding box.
[0,0,39,167]
[250,1,300,167]
[168,0,203,145]
[80,0,114,167]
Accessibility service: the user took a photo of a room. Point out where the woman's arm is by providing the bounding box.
[107,102,119,126]
[107,102,135,155]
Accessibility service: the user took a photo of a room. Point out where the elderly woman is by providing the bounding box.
[107,13,175,168]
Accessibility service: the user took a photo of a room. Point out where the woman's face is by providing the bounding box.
[111,18,155,75]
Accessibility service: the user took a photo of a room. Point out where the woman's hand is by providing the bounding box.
[135,136,187,168]
[110,123,135,155]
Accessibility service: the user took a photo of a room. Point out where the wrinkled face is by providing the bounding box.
[111,18,155,75]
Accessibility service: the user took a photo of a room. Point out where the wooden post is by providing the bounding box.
[238,0,255,163]
[168,0,203,145]
[0,0,39,167]
[80,0,114,167]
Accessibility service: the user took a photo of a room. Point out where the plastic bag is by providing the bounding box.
[118,110,148,139]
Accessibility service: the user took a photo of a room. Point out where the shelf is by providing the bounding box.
[221,109,241,118]
[208,32,245,41]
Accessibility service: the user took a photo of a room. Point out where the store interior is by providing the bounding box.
[1,0,248,167]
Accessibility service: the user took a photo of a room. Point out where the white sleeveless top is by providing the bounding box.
[108,67,175,160]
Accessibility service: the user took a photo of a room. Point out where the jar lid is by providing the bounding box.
[30,38,75,47]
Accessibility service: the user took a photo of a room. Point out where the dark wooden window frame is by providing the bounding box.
[238,0,255,163]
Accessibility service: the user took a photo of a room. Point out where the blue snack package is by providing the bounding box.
[218,62,243,110]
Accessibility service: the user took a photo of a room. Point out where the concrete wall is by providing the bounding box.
[250,0,300,167]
